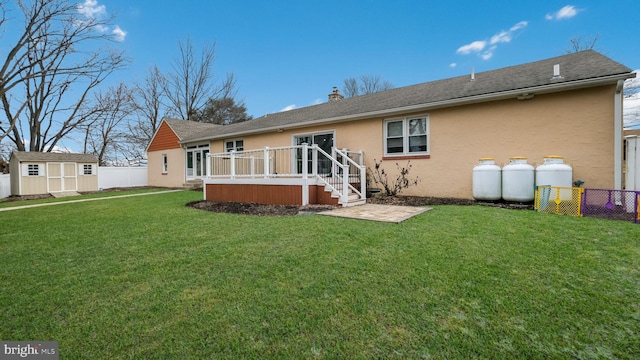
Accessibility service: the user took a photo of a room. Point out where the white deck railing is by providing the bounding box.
[206,144,366,204]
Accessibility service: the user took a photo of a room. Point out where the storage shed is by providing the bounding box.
[9,152,99,196]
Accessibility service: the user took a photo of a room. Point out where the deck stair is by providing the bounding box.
[319,175,366,207]
[183,179,203,190]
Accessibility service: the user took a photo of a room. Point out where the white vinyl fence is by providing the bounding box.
[98,167,148,189]
[0,167,148,199]
[0,174,10,198]
[626,135,640,191]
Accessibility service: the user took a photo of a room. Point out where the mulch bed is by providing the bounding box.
[187,201,335,216]
[187,195,533,216]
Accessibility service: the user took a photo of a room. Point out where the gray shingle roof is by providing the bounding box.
[11,151,98,163]
[182,50,634,143]
[163,117,221,140]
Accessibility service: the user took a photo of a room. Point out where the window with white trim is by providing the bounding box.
[84,164,93,175]
[162,154,168,174]
[27,164,40,176]
[80,164,95,175]
[384,115,429,156]
[225,139,244,153]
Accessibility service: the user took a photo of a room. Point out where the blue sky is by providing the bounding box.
[30,1,640,120]
[98,0,639,119]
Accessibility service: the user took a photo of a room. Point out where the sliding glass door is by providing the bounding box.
[294,132,334,175]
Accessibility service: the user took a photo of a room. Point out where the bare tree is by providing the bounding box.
[163,37,236,120]
[82,83,135,165]
[128,65,168,152]
[342,75,394,98]
[566,34,600,53]
[0,0,128,151]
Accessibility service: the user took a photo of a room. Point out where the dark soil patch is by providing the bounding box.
[367,195,477,206]
[187,201,335,216]
[367,195,533,210]
[2,193,54,202]
[188,195,533,216]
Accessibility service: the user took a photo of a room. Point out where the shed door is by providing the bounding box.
[47,162,78,192]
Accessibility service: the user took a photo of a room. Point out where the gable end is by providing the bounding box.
[148,122,181,152]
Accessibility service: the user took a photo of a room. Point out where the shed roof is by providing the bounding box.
[182,50,634,143]
[163,117,221,140]
[11,151,98,163]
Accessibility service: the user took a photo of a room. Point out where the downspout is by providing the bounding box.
[182,144,187,185]
[614,80,624,190]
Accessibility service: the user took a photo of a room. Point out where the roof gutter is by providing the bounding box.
[183,72,635,143]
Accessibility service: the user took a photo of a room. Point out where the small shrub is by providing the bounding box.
[369,159,419,196]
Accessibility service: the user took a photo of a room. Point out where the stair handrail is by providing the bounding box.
[314,146,366,204]
[313,145,347,202]
[334,148,366,201]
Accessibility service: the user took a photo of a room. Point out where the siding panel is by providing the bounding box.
[206,184,303,205]
[148,122,181,151]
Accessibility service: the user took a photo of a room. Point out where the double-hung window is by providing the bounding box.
[225,139,244,153]
[384,115,429,156]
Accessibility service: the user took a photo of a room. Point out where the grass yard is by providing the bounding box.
[1,190,639,359]
[0,187,173,209]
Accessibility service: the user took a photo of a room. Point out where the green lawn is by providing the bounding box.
[1,190,639,359]
[0,187,173,208]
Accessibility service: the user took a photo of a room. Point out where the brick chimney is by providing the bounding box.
[328,87,344,102]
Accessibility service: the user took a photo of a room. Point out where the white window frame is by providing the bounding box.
[384,115,429,156]
[26,164,41,176]
[225,139,244,153]
[79,164,95,176]
[162,154,168,174]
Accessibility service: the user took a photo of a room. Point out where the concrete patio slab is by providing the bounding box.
[318,203,432,223]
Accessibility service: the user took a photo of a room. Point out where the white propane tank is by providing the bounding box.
[472,158,502,201]
[536,155,573,200]
[502,156,535,202]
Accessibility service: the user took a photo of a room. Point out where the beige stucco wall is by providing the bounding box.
[148,148,185,187]
[211,85,617,199]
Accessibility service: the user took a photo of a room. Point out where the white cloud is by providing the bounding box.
[491,21,528,45]
[311,98,323,105]
[112,25,127,42]
[510,21,528,31]
[76,0,127,42]
[546,5,579,20]
[490,31,512,45]
[280,105,296,112]
[457,21,527,60]
[457,40,486,55]
[77,0,106,18]
[449,63,457,68]
[481,47,496,60]
[94,24,109,33]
